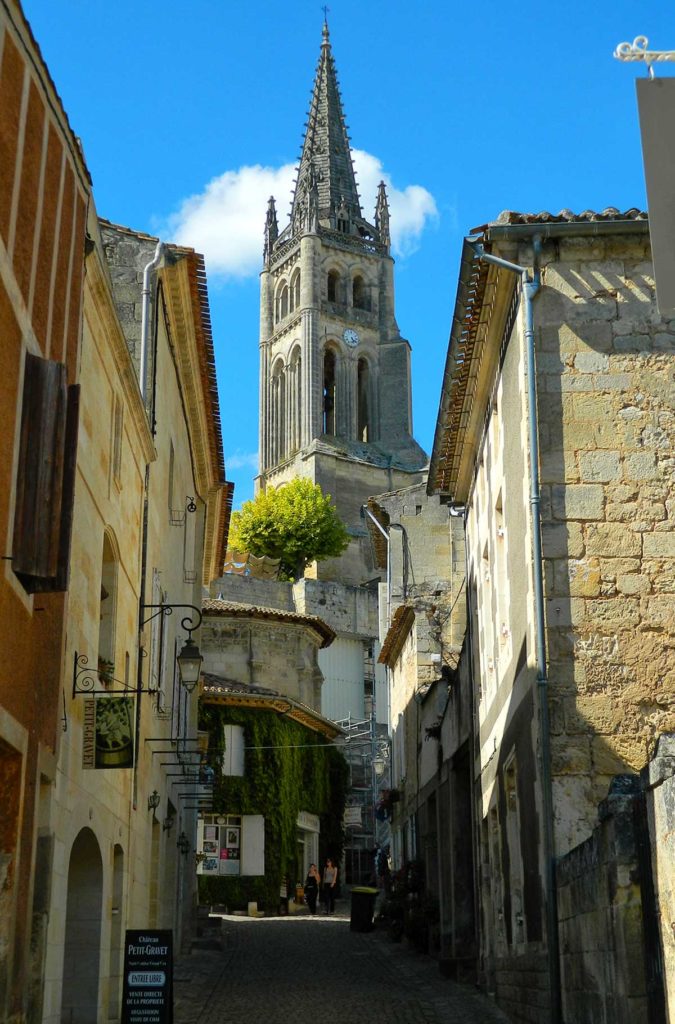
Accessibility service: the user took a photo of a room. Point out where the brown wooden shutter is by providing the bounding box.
[12,353,79,592]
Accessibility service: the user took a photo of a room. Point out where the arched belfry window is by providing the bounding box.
[276,281,289,323]
[272,360,286,463]
[357,358,371,442]
[353,275,367,310]
[327,270,339,304]
[291,270,301,312]
[290,347,302,452]
[323,350,336,436]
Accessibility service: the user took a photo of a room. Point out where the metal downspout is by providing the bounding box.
[140,241,163,403]
[470,238,561,1024]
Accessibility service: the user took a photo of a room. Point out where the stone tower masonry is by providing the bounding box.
[257,22,427,585]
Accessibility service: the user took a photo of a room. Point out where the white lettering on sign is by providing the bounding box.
[128,971,166,986]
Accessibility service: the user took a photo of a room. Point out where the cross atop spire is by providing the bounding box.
[289,24,362,234]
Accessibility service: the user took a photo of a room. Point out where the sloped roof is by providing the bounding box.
[202,599,336,647]
[201,672,343,739]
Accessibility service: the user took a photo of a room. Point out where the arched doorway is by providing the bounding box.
[61,828,103,1023]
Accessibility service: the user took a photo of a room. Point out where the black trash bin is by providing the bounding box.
[350,886,378,932]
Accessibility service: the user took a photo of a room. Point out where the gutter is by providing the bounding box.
[467,237,562,1024]
[485,218,648,242]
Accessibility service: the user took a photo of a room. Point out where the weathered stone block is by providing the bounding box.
[552,484,604,521]
[579,450,621,482]
[585,596,640,629]
[591,372,634,392]
[586,524,641,557]
[540,321,613,353]
[567,559,602,597]
[552,736,592,774]
[574,352,610,373]
[612,334,650,353]
[616,574,650,596]
[642,594,675,630]
[591,735,648,773]
[623,452,657,481]
[542,522,585,558]
[643,532,675,557]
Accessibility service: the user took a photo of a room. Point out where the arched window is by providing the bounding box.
[290,347,302,452]
[98,532,118,679]
[275,281,289,323]
[323,350,336,436]
[358,358,370,442]
[272,361,286,464]
[290,270,301,312]
[353,275,367,310]
[327,270,339,303]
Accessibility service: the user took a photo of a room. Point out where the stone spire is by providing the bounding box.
[263,195,278,265]
[375,181,391,253]
[290,22,361,234]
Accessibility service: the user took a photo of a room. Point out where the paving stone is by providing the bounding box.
[174,902,510,1023]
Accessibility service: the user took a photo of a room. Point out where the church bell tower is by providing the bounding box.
[258,22,427,585]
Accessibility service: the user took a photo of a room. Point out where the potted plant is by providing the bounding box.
[98,657,115,685]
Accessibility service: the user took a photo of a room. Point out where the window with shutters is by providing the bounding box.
[12,352,79,593]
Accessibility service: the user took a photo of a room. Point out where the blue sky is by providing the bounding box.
[23,1,675,505]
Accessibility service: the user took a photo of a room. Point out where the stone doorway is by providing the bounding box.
[61,827,103,1023]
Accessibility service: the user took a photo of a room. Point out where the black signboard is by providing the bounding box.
[121,929,173,1024]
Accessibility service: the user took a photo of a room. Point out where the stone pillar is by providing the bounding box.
[259,269,274,473]
[300,234,321,444]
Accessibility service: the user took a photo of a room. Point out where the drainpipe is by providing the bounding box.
[140,241,163,403]
[469,237,561,1024]
[132,241,163,810]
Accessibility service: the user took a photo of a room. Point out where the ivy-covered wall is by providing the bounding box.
[198,704,348,911]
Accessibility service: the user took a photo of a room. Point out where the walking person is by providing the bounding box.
[322,857,337,914]
[304,863,321,915]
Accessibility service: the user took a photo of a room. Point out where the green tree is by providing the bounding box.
[229,478,349,580]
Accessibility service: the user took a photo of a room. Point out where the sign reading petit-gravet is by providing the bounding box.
[121,930,173,1024]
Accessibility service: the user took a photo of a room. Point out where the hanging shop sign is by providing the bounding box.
[82,696,135,769]
[121,929,173,1024]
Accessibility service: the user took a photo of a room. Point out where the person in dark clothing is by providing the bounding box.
[322,858,337,914]
[304,863,321,915]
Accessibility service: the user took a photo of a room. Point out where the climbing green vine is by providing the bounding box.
[198,704,348,911]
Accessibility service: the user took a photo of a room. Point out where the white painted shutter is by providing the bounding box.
[241,815,265,876]
[222,725,245,776]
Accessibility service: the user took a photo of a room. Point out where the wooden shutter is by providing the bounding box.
[12,353,79,592]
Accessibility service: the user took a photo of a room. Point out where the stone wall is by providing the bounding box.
[556,776,649,1024]
[526,231,675,853]
[644,733,675,1021]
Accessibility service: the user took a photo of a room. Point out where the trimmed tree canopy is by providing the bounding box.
[229,478,349,580]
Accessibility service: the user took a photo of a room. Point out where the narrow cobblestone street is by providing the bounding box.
[174,903,510,1024]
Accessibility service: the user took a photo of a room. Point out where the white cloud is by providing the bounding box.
[226,450,259,471]
[351,149,438,258]
[166,151,436,280]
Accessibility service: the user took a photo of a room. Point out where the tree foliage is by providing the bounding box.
[229,478,349,580]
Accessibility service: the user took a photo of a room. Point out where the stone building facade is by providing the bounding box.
[257,22,426,585]
[37,212,228,1024]
[0,4,91,1021]
[428,210,674,1023]
[374,484,471,966]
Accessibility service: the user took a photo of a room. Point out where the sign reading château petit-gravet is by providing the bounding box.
[121,930,173,1024]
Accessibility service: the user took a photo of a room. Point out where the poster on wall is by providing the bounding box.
[83,697,135,769]
[121,929,172,1023]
